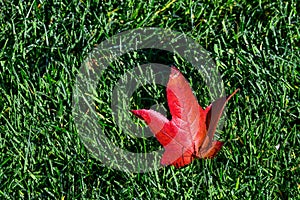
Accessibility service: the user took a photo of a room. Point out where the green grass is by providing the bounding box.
[0,0,299,199]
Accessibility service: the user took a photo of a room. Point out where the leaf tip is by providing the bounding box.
[170,65,180,77]
[130,109,144,119]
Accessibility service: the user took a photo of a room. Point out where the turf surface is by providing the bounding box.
[0,0,299,199]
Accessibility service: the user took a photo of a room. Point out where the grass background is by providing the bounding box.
[0,0,299,199]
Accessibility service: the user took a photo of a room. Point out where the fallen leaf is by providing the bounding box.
[131,66,239,168]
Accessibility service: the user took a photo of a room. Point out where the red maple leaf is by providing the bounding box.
[131,66,239,168]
